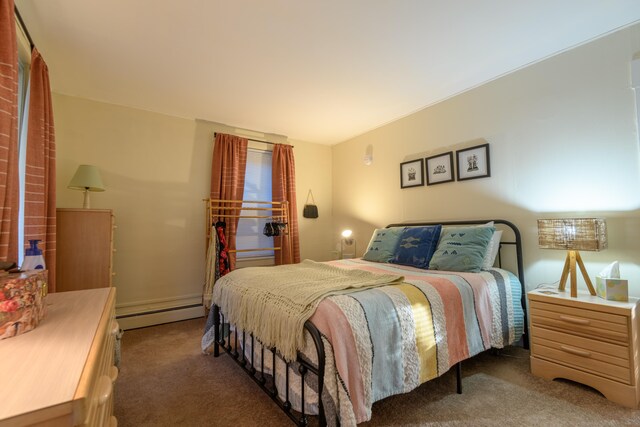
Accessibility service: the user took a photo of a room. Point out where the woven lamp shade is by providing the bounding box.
[537,218,607,252]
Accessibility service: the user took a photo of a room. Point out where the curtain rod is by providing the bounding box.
[14,5,35,51]
[214,132,294,148]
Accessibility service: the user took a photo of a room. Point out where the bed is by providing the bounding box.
[202,219,529,426]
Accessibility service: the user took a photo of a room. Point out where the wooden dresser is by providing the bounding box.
[0,288,118,426]
[529,288,640,408]
[56,209,115,292]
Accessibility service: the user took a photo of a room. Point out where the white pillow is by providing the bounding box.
[482,230,503,269]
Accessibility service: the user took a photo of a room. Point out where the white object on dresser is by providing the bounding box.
[529,288,639,408]
[0,288,118,426]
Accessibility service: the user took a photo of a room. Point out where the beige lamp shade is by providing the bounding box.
[68,165,105,209]
[68,165,105,192]
[537,218,607,251]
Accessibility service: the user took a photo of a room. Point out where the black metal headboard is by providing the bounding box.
[385,219,528,349]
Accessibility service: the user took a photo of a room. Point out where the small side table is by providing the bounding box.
[528,288,640,408]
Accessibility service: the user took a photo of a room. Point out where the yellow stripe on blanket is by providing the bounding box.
[396,284,437,382]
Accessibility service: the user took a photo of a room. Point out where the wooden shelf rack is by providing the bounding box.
[204,198,292,262]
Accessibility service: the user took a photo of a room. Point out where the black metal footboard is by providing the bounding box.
[212,304,326,426]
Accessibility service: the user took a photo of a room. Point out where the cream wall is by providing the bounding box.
[332,24,640,296]
[53,94,333,320]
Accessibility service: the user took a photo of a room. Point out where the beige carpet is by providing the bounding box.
[115,318,640,426]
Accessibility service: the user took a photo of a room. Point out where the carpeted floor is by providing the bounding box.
[114,318,640,426]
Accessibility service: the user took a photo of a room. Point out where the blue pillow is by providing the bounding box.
[391,225,442,269]
[363,227,403,262]
[428,226,495,272]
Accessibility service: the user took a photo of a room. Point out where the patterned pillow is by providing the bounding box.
[429,226,495,272]
[443,222,502,269]
[391,225,442,269]
[362,227,403,262]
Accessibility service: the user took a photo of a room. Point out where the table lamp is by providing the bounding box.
[537,218,607,297]
[341,229,357,259]
[68,165,105,209]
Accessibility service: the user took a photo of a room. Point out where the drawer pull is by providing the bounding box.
[559,315,590,326]
[110,416,118,427]
[110,365,119,382]
[96,375,113,405]
[560,345,592,358]
[111,320,120,336]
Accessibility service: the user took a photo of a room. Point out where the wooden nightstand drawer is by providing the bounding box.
[530,300,628,344]
[531,329,631,384]
[531,327,629,360]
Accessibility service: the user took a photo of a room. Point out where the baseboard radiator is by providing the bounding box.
[116,294,204,330]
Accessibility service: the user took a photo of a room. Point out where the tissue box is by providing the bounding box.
[596,276,628,302]
[0,270,48,340]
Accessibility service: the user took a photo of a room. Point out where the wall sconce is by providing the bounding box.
[341,229,357,259]
[363,144,373,166]
[68,165,105,209]
[538,218,607,297]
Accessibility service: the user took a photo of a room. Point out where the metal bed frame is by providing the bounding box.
[211,219,529,426]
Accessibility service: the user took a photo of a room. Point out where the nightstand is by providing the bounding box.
[528,289,639,408]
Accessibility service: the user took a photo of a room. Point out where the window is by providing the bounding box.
[16,23,31,265]
[235,148,274,258]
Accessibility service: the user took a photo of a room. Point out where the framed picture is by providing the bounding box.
[425,151,454,185]
[456,143,490,181]
[400,159,424,188]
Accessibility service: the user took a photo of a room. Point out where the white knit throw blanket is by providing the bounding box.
[212,260,404,361]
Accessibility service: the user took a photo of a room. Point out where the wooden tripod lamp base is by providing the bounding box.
[558,250,597,298]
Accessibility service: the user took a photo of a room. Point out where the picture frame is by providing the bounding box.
[456,143,490,181]
[425,151,454,185]
[400,158,424,188]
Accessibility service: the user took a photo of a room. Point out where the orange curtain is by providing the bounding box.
[0,0,20,263]
[272,144,300,265]
[210,133,247,270]
[24,48,56,291]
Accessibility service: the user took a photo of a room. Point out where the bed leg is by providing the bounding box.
[304,320,326,426]
[456,362,462,394]
[212,304,220,357]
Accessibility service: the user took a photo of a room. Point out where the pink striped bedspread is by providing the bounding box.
[308,259,524,425]
[203,258,524,426]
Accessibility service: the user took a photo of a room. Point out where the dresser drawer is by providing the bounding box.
[530,300,628,344]
[531,327,631,384]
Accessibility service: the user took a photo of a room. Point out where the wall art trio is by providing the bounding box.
[400,143,490,189]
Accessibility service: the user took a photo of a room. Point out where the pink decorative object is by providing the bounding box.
[0,270,48,340]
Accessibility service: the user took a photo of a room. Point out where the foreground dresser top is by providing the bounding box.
[0,288,111,422]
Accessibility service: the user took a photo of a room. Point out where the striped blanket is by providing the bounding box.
[203,259,524,426]
[312,259,524,424]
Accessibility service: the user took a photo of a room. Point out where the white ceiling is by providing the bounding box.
[15,1,640,144]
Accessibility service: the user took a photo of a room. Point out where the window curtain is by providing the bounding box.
[24,48,56,291]
[210,133,247,270]
[272,144,300,265]
[0,0,20,263]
